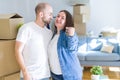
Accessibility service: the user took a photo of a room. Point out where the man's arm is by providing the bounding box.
[15,41,31,80]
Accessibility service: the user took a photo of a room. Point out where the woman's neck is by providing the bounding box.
[57,28,61,34]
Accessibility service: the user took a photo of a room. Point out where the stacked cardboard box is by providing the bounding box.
[0,13,24,39]
[0,72,19,80]
[101,31,117,37]
[73,4,90,35]
[69,0,89,5]
[0,13,24,80]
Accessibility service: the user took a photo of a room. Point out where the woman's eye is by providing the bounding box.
[62,17,65,20]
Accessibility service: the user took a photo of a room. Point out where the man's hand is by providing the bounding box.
[23,70,32,80]
[66,27,75,36]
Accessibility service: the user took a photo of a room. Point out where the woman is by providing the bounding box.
[48,10,83,80]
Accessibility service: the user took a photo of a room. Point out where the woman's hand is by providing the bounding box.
[66,27,75,36]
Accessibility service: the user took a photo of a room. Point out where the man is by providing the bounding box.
[15,3,53,80]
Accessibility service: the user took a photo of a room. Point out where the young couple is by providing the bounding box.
[15,2,83,80]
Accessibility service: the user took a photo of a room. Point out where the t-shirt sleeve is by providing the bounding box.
[16,25,30,43]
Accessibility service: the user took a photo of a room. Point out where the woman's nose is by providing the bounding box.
[57,17,61,21]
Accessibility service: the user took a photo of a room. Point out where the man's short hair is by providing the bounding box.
[35,3,47,15]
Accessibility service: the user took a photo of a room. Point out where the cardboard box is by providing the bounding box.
[4,72,19,80]
[0,40,20,77]
[69,0,89,5]
[74,23,86,35]
[73,5,90,15]
[0,72,19,80]
[0,13,24,39]
[74,14,90,23]
[0,77,2,80]
[101,31,117,37]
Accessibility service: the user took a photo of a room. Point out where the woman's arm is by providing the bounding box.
[65,27,79,51]
[66,33,79,51]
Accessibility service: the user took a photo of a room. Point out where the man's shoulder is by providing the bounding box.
[45,27,52,32]
[24,22,34,26]
[21,22,34,28]
[44,27,53,37]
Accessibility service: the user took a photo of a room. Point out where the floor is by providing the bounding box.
[83,67,120,80]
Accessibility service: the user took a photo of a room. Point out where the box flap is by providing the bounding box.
[0,13,22,19]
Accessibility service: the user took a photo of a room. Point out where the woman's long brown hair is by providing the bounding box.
[54,10,74,35]
[60,10,74,31]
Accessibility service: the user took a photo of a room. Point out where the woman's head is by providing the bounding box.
[55,10,74,31]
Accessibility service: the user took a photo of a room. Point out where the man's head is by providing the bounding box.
[35,3,53,24]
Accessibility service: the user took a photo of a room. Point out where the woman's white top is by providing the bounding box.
[48,34,62,75]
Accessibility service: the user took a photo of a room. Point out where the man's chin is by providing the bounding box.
[47,21,50,24]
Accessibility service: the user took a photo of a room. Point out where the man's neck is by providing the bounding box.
[35,20,45,28]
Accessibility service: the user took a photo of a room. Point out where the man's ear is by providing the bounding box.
[39,12,43,17]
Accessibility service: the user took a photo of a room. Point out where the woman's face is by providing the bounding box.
[55,12,66,30]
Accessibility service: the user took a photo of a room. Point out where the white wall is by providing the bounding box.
[0,0,120,36]
[87,0,120,36]
[0,0,72,22]
[0,0,17,13]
